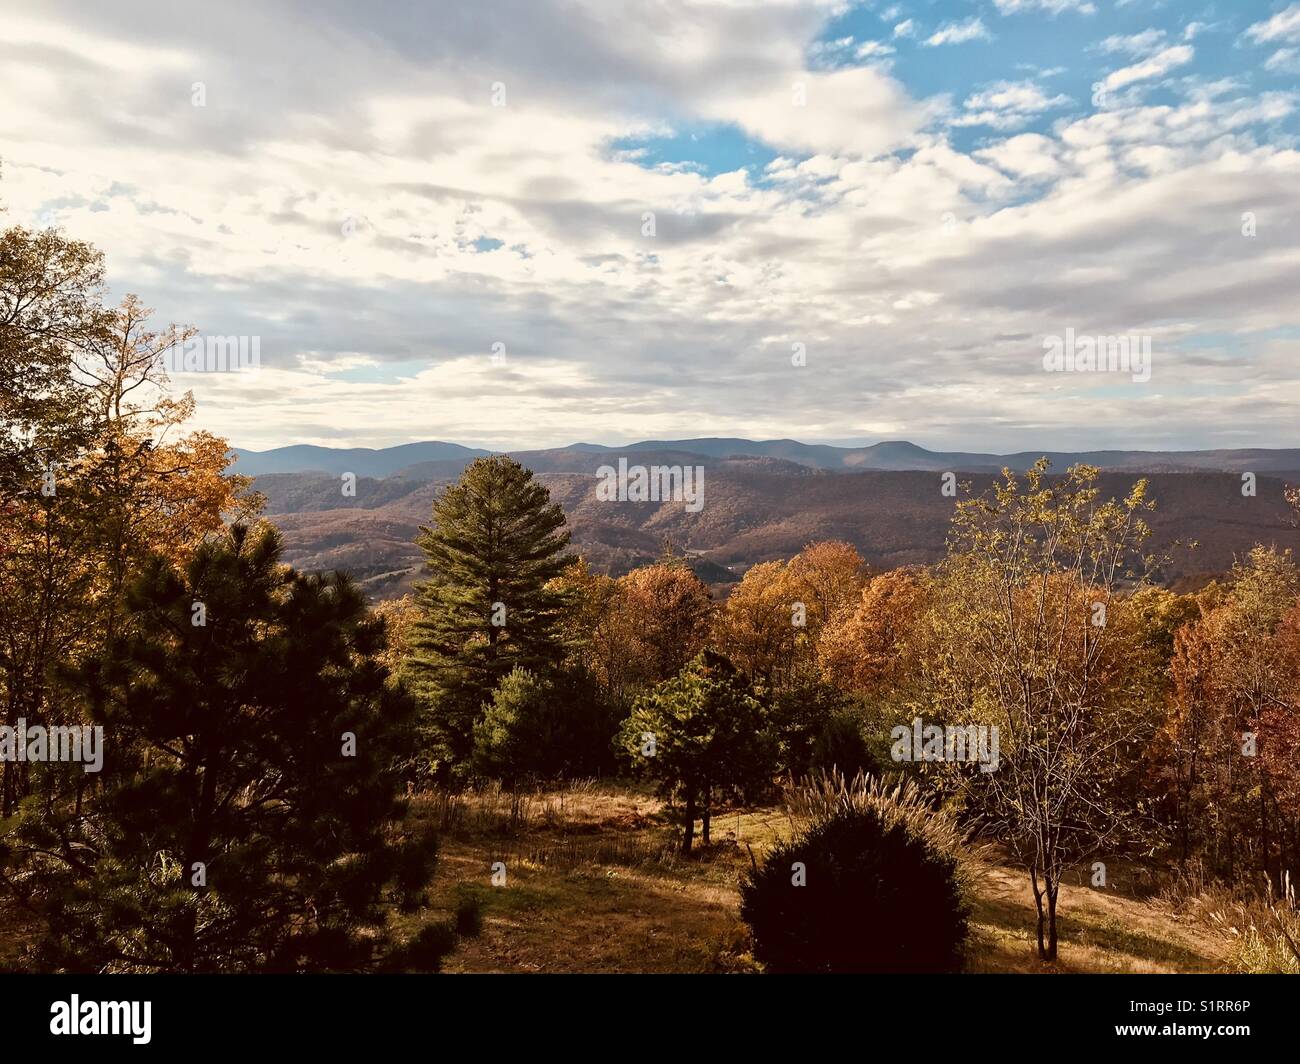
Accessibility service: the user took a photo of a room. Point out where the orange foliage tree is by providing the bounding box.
[616,560,714,687]
[818,567,927,697]
[1163,548,1300,881]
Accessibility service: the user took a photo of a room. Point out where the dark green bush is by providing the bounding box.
[809,709,877,778]
[770,682,878,779]
[473,666,621,783]
[740,806,968,973]
[454,892,483,938]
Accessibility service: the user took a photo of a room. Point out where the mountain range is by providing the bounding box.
[233,438,1300,478]
[232,438,1300,600]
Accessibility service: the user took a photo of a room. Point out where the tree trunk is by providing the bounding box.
[1226,747,1236,881]
[1045,875,1059,962]
[179,739,219,972]
[681,791,696,855]
[1031,867,1047,960]
[1181,740,1199,863]
[1258,751,1272,887]
[701,785,711,846]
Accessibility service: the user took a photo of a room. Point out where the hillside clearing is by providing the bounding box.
[406,783,1231,975]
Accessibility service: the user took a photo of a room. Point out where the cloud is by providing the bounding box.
[923,18,992,47]
[893,19,915,39]
[973,133,1064,179]
[705,65,926,156]
[1265,47,1300,74]
[1244,4,1300,45]
[954,80,1072,129]
[3,0,1300,454]
[993,0,1097,14]
[855,40,896,58]
[1097,29,1166,56]
[1,10,193,73]
[964,82,1070,113]
[1102,45,1194,92]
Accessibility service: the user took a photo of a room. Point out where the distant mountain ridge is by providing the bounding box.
[238,438,1300,602]
[232,441,489,477]
[232,437,1300,478]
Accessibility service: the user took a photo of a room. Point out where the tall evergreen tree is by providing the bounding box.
[406,455,573,776]
[0,524,450,972]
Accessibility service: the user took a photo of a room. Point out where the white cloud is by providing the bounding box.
[965,82,1070,113]
[1098,29,1166,56]
[1102,45,1194,92]
[1,11,193,72]
[706,65,926,156]
[3,0,1300,453]
[954,80,1072,129]
[893,19,915,38]
[1244,4,1300,45]
[855,40,896,58]
[923,18,992,47]
[1265,47,1300,73]
[993,0,1097,14]
[974,133,1064,179]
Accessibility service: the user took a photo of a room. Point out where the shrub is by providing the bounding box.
[473,666,620,783]
[770,682,878,779]
[782,770,985,882]
[740,804,969,973]
[809,709,877,778]
[454,892,483,938]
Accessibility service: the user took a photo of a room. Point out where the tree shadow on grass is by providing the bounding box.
[970,888,1218,971]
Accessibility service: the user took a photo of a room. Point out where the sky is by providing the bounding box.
[2,0,1300,453]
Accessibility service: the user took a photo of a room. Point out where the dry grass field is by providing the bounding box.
[403,781,1234,975]
[0,780,1241,974]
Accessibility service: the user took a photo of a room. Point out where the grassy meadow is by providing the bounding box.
[396,781,1232,975]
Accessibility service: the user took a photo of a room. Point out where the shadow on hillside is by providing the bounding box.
[427,840,753,973]
[969,878,1218,972]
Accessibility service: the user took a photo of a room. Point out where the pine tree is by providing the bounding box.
[472,665,620,784]
[406,455,573,776]
[620,651,775,853]
[0,524,450,972]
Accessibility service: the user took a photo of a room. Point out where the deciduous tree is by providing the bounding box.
[616,560,714,688]
[925,461,1158,961]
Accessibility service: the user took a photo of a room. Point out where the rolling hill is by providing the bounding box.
[235,438,1300,600]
